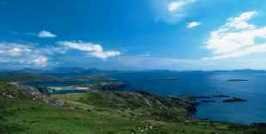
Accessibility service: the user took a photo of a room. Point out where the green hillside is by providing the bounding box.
[0,81,265,134]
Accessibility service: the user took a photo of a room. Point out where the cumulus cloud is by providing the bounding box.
[187,21,201,28]
[57,41,121,59]
[205,11,266,60]
[0,43,48,67]
[0,40,121,69]
[153,0,196,24]
[168,0,196,13]
[32,56,48,67]
[38,30,57,38]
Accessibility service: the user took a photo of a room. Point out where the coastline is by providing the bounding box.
[1,81,266,133]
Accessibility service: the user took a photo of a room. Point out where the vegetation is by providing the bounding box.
[0,81,266,134]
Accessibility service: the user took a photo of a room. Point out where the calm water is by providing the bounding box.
[110,71,266,124]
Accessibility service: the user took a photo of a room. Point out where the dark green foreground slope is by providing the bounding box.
[0,81,266,134]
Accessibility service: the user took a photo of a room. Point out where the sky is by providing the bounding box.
[1,0,266,70]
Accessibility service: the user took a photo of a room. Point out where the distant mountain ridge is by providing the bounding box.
[1,67,266,78]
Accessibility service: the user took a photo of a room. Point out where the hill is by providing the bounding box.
[0,81,266,134]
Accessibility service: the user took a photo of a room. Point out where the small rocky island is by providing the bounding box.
[223,97,247,103]
[227,79,249,82]
[189,94,247,104]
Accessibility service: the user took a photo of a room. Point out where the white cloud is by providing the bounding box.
[32,56,48,67]
[0,45,32,57]
[168,0,195,13]
[187,21,201,28]
[58,41,121,59]
[0,42,48,67]
[205,11,266,60]
[38,30,57,38]
[153,0,196,24]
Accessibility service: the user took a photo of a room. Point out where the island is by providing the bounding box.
[227,79,249,82]
[223,97,247,103]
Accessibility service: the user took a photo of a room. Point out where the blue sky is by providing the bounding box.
[1,0,266,70]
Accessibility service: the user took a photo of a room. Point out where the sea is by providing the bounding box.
[109,70,266,124]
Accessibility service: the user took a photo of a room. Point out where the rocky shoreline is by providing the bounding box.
[2,81,266,133]
[189,94,247,104]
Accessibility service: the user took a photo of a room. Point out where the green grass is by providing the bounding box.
[1,82,266,134]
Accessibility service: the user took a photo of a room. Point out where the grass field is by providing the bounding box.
[1,81,266,134]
